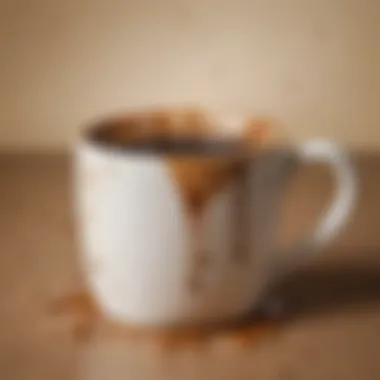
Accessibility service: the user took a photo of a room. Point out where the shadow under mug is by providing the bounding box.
[75,109,357,327]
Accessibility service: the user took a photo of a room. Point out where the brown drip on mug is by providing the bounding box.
[232,167,251,263]
[230,118,268,263]
[167,117,268,272]
[187,212,207,293]
[167,156,250,291]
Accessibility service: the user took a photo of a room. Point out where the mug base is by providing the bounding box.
[49,291,285,346]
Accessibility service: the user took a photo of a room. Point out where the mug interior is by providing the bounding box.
[84,108,268,157]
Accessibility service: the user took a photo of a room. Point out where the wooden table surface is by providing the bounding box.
[0,153,379,380]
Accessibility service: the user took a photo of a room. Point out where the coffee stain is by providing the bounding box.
[147,111,173,137]
[168,156,247,214]
[164,121,257,283]
[49,292,100,343]
[231,321,279,347]
[227,117,272,264]
[49,291,281,349]
[90,109,273,150]
[181,109,212,136]
[168,156,249,292]
[188,249,212,293]
[233,171,252,263]
[188,214,203,292]
[243,117,270,148]
[91,116,139,145]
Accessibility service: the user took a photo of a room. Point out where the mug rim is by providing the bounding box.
[79,108,260,158]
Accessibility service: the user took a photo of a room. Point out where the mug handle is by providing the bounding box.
[273,139,358,275]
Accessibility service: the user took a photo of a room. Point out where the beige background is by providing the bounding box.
[0,0,379,150]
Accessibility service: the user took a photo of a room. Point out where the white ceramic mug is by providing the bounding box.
[75,109,357,327]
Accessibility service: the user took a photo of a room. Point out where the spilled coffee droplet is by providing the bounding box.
[50,291,99,316]
[50,292,100,343]
[228,321,278,348]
